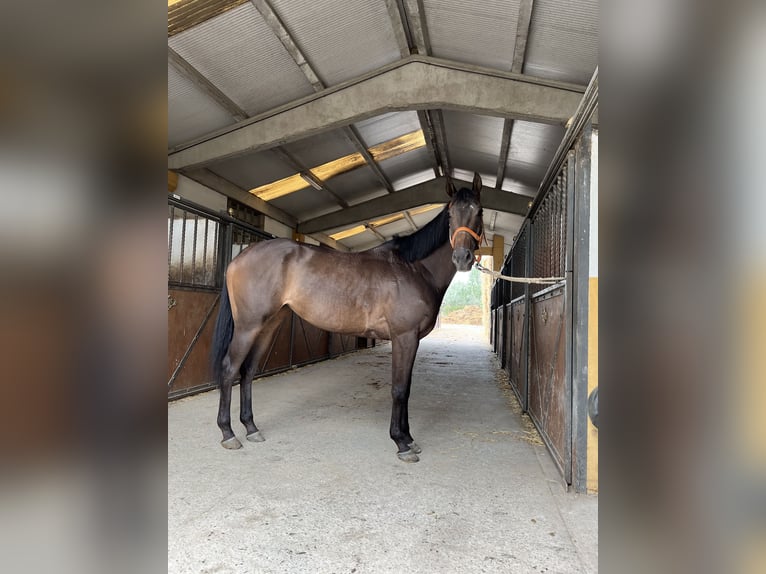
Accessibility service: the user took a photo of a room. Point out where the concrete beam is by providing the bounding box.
[297,177,530,234]
[168,56,585,170]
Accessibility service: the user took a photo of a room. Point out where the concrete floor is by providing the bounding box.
[169,325,597,574]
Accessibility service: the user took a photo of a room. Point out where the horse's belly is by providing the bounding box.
[286,299,391,340]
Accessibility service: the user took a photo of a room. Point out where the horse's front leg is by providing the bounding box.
[390,332,420,462]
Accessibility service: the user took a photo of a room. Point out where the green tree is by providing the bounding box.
[440,268,481,315]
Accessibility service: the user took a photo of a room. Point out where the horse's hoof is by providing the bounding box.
[246,431,265,442]
[408,441,422,454]
[221,436,242,450]
[397,449,420,463]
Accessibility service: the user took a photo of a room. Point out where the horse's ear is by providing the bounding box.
[472,172,483,197]
[446,177,457,198]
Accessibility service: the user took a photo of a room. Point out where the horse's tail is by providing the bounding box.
[210,279,234,384]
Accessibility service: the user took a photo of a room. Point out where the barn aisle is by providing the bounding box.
[168,325,597,573]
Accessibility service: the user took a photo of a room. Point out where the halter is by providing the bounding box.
[450,226,484,264]
[450,226,483,249]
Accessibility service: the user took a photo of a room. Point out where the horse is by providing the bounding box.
[210,173,485,462]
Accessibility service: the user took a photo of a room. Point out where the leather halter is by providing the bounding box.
[450,226,483,248]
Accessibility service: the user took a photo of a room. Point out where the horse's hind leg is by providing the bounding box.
[238,307,291,443]
[217,328,259,449]
[238,350,263,442]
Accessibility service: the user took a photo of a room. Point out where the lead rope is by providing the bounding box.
[473,260,565,285]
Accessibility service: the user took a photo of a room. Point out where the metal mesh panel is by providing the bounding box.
[531,163,568,294]
[510,226,528,299]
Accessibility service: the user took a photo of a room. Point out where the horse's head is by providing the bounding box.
[447,172,484,272]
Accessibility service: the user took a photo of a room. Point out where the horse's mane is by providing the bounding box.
[377,187,478,263]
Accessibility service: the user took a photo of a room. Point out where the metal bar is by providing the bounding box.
[496,118,513,187]
[179,209,187,284]
[571,127,593,492]
[417,109,443,177]
[430,109,452,178]
[167,294,221,390]
[191,214,198,285]
[563,152,577,487]
[522,221,533,412]
[211,220,219,287]
[220,222,233,285]
[202,217,209,283]
[366,225,387,242]
[402,211,417,231]
[168,205,175,277]
[271,147,349,208]
[344,125,395,194]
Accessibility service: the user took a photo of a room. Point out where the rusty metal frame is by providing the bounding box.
[570,126,593,493]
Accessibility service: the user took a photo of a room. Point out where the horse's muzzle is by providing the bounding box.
[452,247,474,272]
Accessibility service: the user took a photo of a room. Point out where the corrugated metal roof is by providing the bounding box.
[377,149,435,191]
[282,130,358,168]
[168,63,236,148]
[524,0,597,84]
[331,168,389,206]
[208,149,295,191]
[424,0,520,69]
[443,111,504,181]
[169,3,315,116]
[269,185,339,222]
[353,112,422,148]
[503,120,564,193]
[268,0,401,86]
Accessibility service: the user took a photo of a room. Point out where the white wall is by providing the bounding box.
[174,174,227,214]
[263,216,293,239]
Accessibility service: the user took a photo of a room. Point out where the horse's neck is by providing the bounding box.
[418,241,457,295]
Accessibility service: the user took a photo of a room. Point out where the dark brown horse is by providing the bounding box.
[210,173,484,462]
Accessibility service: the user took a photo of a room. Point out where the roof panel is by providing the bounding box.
[336,229,379,251]
[269,0,401,86]
[353,112,422,148]
[168,64,235,149]
[208,149,294,191]
[330,168,389,206]
[504,120,564,191]
[424,0,520,69]
[442,111,504,181]
[169,3,315,116]
[282,130,358,168]
[269,186,338,221]
[377,148,435,190]
[376,218,412,238]
[524,0,598,84]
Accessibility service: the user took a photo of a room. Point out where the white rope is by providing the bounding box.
[474,261,565,285]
